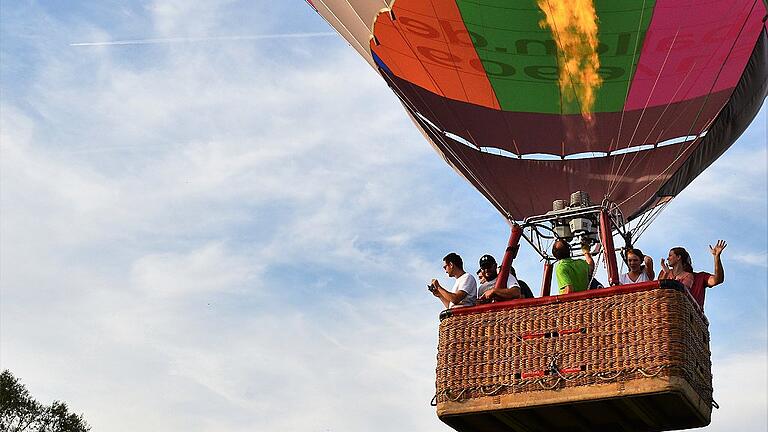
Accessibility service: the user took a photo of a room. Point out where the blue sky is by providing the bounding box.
[1,1,765,431]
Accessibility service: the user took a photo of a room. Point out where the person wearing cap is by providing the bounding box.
[477,268,487,285]
[477,254,523,302]
[429,252,477,308]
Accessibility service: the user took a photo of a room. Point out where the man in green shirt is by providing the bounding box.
[553,240,595,295]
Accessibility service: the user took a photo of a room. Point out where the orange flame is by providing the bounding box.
[537,0,602,121]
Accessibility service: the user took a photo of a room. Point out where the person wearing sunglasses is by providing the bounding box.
[429,252,477,308]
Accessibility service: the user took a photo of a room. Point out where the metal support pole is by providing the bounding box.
[540,260,553,297]
[494,224,523,292]
[600,209,620,286]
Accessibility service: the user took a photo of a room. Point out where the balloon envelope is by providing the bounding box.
[310,0,767,221]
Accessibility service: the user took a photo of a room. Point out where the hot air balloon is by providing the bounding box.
[307,0,767,431]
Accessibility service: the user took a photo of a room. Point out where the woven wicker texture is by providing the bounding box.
[436,287,712,404]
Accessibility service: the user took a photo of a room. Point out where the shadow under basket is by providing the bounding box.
[435,280,713,432]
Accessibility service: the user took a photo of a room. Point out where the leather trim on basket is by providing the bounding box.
[440,279,693,321]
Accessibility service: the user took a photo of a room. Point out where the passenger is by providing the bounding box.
[510,266,535,299]
[476,255,521,302]
[658,247,694,289]
[429,252,477,308]
[477,268,487,285]
[619,248,655,284]
[553,240,595,294]
[475,268,488,302]
[680,240,727,307]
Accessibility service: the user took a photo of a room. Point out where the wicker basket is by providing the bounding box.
[435,280,713,432]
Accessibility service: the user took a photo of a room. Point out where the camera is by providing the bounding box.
[427,283,437,292]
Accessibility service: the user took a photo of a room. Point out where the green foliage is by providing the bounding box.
[0,370,90,432]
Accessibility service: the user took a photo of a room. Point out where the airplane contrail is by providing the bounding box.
[70,32,337,47]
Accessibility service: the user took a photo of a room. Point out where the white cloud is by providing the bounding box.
[0,3,456,432]
[731,251,768,268]
[130,242,255,297]
[682,147,767,206]
[1,2,765,432]
[702,351,768,432]
[147,0,238,38]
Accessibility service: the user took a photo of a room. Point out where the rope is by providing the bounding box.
[596,370,623,381]
[432,367,667,403]
[538,376,564,390]
[674,0,760,158]
[637,365,668,378]
[480,384,506,396]
[631,201,669,242]
[606,0,724,195]
[607,61,698,198]
[608,26,683,196]
[610,0,650,157]
[381,19,521,220]
[431,363,717,406]
[472,0,536,212]
[441,369,653,395]
[616,0,761,209]
[432,291,717,408]
[419,0,525,217]
[315,0,520,220]
[608,0,758,216]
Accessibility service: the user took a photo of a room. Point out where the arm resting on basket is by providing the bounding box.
[481,285,521,301]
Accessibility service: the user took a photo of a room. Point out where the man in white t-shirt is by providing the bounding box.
[429,252,477,308]
[476,254,522,302]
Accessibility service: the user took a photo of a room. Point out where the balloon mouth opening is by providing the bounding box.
[416,111,706,161]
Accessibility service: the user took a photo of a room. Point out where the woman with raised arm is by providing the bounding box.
[688,240,728,307]
[658,247,694,289]
[619,248,655,285]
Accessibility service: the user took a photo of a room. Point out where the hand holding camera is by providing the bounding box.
[427,279,441,296]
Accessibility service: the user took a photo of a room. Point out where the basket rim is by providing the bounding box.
[439,279,706,322]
